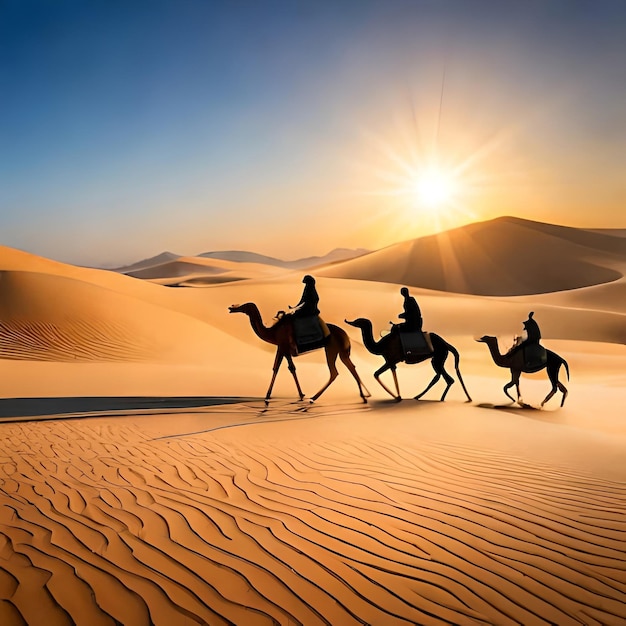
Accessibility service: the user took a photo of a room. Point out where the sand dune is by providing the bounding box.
[317,216,625,295]
[112,251,183,274]
[0,224,625,625]
[0,268,252,364]
[197,247,370,269]
[123,256,287,286]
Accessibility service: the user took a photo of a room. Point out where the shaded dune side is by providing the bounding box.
[318,217,625,296]
[0,417,624,625]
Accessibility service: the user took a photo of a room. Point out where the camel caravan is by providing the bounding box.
[229,275,570,409]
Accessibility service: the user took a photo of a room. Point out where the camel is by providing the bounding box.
[228,303,370,405]
[345,318,472,402]
[476,336,569,407]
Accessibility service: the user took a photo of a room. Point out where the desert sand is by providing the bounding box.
[1,218,625,625]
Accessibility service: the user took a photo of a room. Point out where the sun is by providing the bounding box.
[411,167,458,210]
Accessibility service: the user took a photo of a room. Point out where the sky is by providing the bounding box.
[1,0,626,267]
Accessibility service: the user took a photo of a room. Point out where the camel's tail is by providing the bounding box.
[447,341,473,402]
[562,357,570,381]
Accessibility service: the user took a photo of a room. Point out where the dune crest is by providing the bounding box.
[317,216,626,296]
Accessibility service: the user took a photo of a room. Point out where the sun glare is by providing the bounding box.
[412,168,458,210]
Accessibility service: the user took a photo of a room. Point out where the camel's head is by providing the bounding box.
[476,335,495,343]
[344,318,369,328]
[228,303,253,315]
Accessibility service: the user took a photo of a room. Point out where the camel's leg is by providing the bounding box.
[310,348,340,403]
[511,371,525,406]
[339,350,371,403]
[503,370,520,404]
[453,364,473,402]
[541,367,558,407]
[415,370,440,400]
[439,368,455,401]
[265,352,284,405]
[415,356,452,401]
[542,364,568,408]
[541,387,557,407]
[374,363,399,399]
[285,354,305,401]
[391,367,401,401]
[503,381,516,404]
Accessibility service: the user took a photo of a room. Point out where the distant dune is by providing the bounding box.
[112,248,369,286]
[108,248,368,286]
[317,216,625,296]
[199,247,370,269]
[111,251,182,273]
[110,219,626,295]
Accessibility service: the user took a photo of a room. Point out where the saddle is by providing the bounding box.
[507,343,547,371]
[523,344,547,371]
[398,330,434,363]
[292,315,328,354]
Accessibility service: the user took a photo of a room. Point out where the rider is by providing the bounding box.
[508,311,541,354]
[287,275,328,355]
[397,287,423,333]
[290,275,320,317]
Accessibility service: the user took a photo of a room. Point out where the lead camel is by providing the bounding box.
[229,303,370,405]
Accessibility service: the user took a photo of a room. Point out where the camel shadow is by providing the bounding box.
[367,397,446,410]
[477,402,538,411]
[477,402,565,424]
[0,396,258,422]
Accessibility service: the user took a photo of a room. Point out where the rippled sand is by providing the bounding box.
[1,400,625,625]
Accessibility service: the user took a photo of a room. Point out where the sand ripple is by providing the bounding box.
[0,318,154,362]
[0,413,624,625]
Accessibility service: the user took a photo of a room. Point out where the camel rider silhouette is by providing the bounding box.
[290,275,320,317]
[397,287,423,332]
[507,311,546,368]
[287,275,329,355]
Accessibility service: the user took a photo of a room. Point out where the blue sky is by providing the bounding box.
[2,0,626,266]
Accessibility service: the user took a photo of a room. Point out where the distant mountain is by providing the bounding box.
[198,248,370,269]
[316,216,625,296]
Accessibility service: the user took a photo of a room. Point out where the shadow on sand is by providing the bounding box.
[0,396,259,422]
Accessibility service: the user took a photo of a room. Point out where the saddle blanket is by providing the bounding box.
[523,344,547,371]
[293,315,328,353]
[399,330,433,361]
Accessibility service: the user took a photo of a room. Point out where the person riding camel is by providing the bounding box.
[507,312,546,369]
[287,275,329,355]
[508,311,541,353]
[397,287,423,333]
[290,275,320,317]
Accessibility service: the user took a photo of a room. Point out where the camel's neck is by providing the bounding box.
[485,338,509,367]
[245,307,277,345]
[358,322,383,355]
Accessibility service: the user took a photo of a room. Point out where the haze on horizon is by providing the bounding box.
[1,0,626,267]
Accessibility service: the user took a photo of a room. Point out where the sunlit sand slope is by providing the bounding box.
[0,270,239,363]
[0,409,624,625]
[318,216,625,295]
